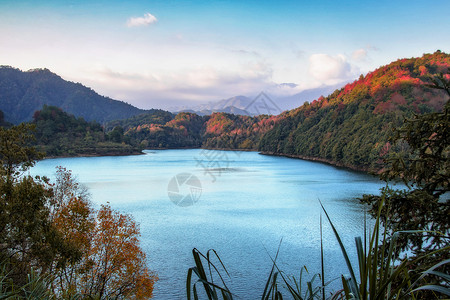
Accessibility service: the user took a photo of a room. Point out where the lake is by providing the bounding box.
[31,149,386,299]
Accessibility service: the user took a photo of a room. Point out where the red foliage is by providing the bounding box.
[391,93,407,106]
[419,65,428,76]
[205,113,233,134]
[379,142,391,157]
[373,101,395,114]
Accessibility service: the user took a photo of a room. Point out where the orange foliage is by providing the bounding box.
[205,113,233,134]
[81,204,157,299]
[419,65,428,76]
[50,167,157,299]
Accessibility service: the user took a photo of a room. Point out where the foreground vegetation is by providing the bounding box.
[0,124,157,298]
[187,201,449,299]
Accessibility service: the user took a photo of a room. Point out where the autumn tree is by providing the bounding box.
[0,124,157,298]
[0,124,76,287]
[50,167,157,299]
[80,204,156,299]
[48,167,95,296]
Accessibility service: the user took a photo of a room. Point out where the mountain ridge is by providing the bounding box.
[0,66,146,124]
[171,84,346,116]
[258,51,449,171]
[0,66,343,124]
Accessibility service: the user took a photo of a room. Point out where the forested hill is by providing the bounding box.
[32,105,141,157]
[0,66,146,124]
[258,51,450,171]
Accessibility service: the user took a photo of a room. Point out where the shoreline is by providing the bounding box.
[43,150,144,159]
[258,151,375,175]
[43,147,377,176]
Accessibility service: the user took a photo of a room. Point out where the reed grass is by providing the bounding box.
[186,199,449,299]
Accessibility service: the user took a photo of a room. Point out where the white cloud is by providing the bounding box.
[126,13,158,28]
[352,48,368,61]
[308,53,356,83]
[78,62,276,109]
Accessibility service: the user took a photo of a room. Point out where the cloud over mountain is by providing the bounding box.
[308,53,357,84]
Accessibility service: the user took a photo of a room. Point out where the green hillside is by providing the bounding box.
[259,51,449,171]
[0,66,146,124]
[32,105,140,157]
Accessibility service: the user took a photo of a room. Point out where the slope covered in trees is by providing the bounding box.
[259,51,450,171]
[0,66,146,124]
[104,110,174,132]
[32,105,141,157]
[122,112,278,150]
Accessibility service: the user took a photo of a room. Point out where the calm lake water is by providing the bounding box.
[31,149,387,299]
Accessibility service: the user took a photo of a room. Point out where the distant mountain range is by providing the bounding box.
[177,95,252,116]
[173,84,345,116]
[0,66,146,124]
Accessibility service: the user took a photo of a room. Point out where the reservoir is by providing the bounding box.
[31,149,386,299]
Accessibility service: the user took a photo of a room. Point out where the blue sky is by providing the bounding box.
[1,0,449,109]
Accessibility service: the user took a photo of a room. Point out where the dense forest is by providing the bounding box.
[121,112,278,150]
[259,51,449,171]
[31,105,141,157]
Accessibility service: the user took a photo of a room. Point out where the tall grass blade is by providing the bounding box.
[187,248,233,300]
[319,200,359,299]
[411,285,450,296]
[187,267,194,300]
[341,275,355,299]
[354,237,368,300]
[320,212,325,300]
[192,249,215,299]
[261,240,282,300]
[408,257,450,297]
[424,270,450,281]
